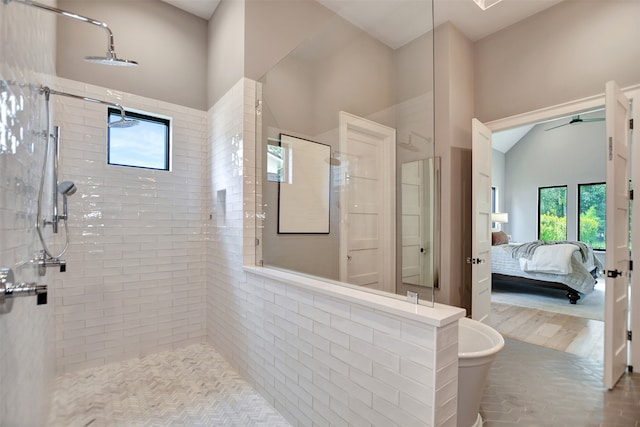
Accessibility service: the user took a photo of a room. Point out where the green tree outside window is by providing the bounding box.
[539,186,567,241]
[579,183,606,250]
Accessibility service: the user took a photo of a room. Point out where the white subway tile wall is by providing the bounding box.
[52,77,208,373]
[206,79,459,427]
[0,2,57,426]
[1,30,460,421]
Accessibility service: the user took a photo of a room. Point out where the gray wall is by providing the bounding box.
[208,0,334,108]
[207,0,244,108]
[260,12,437,285]
[434,22,475,308]
[492,149,506,213]
[503,113,605,243]
[260,14,397,280]
[475,0,640,122]
[244,0,334,82]
[58,0,208,110]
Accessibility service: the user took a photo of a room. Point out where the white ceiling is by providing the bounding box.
[161,0,220,20]
[492,124,535,153]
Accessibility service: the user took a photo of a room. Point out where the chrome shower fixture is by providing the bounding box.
[4,0,138,67]
[58,181,77,197]
[57,181,76,221]
[41,86,139,128]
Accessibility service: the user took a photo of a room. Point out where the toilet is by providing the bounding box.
[457,317,505,427]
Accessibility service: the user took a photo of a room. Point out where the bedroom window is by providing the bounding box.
[578,183,606,250]
[538,185,567,241]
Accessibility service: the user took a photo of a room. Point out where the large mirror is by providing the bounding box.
[255,0,436,303]
[399,157,440,292]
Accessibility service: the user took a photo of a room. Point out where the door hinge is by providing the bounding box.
[630,260,634,272]
[608,136,613,161]
[629,330,633,341]
[630,118,634,130]
[631,189,635,201]
[466,257,485,265]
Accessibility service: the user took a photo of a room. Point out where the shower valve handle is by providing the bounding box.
[0,268,48,306]
[34,252,67,276]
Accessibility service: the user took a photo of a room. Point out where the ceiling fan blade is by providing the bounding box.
[545,115,605,131]
[544,122,570,131]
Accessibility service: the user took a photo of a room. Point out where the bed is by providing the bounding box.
[491,234,603,304]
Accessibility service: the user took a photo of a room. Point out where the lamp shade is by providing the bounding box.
[491,212,509,224]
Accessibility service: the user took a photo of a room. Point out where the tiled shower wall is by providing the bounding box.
[0,2,56,426]
[52,77,208,373]
[207,79,461,427]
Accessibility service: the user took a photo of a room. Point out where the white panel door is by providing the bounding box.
[471,118,493,322]
[604,80,631,390]
[339,112,396,293]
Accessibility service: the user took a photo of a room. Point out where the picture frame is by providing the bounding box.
[277,134,331,234]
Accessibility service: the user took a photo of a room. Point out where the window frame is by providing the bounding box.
[107,107,172,171]
[538,185,568,241]
[578,182,606,251]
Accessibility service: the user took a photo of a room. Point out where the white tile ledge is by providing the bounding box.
[244,266,465,327]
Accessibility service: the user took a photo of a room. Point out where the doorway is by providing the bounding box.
[490,107,606,361]
[475,83,639,388]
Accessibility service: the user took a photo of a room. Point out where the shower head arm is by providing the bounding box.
[41,86,128,122]
[6,0,118,58]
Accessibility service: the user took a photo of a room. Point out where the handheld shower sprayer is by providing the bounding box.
[4,0,138,67]
[58,181,77,221]
[35,85,138,265]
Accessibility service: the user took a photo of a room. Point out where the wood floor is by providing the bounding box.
[487,301,604,361]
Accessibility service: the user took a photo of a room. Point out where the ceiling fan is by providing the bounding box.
[545,115,605,131]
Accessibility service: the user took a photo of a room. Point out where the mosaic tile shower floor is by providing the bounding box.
[48,343,291,427]
[48,339,640,426]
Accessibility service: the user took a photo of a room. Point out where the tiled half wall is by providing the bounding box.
[207,79,462,427]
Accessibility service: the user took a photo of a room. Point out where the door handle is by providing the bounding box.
[606,269,624,278]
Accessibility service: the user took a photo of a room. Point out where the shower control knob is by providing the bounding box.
[0,268,48,306]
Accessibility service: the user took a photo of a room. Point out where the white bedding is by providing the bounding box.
[518,243,577,274]
[492,242,602,295]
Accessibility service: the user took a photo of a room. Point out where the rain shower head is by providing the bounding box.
[41,86,139,128]
[85,53,138,67]
[109,117,139,128]
[6,0,139,67]
[58,181,77,197]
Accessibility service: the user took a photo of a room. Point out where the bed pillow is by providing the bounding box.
[492,231,509,245]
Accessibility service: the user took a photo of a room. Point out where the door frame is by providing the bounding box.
[483,83,640,375]
[338,111,396,293]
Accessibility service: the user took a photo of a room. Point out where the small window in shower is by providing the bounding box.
[107,108,171,171]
